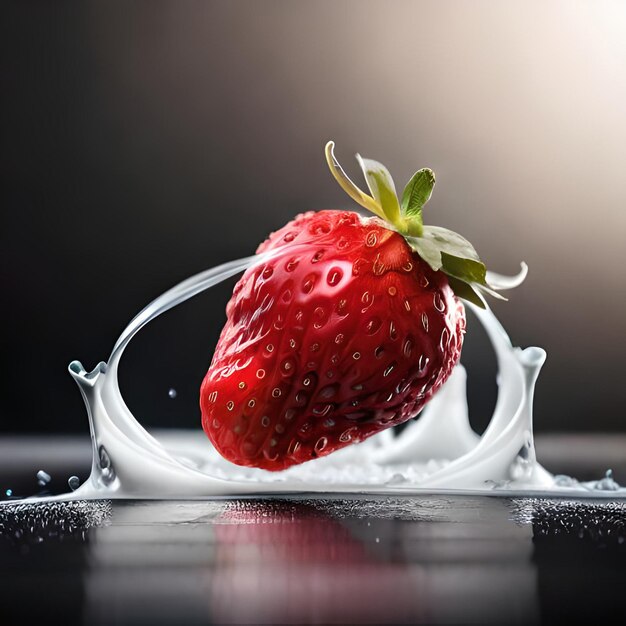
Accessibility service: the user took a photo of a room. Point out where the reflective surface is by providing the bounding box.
[0,495,624,625]
[1,437,625,625]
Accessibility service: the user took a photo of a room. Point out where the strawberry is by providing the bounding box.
[200,142,521,470]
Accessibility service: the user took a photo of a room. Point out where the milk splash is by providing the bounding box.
[5,252,626,501]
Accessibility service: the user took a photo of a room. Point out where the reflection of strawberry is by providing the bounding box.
[201,142,514,470]
[209,501,422,624]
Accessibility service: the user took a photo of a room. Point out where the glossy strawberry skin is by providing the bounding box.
[200,210,466,471]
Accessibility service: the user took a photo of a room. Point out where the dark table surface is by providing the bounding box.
[0,434,625,626]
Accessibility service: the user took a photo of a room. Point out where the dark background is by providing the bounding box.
[2,0,626,436]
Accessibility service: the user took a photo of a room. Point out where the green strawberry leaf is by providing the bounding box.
[446,276,486,309]
[408,228,509,305]
[324,142,387,220]
[406,236,443,271]
[356,154,403,226]
[441,254,507,301]
[401,168,435,222]
[440,253,487,285]
[421,225,481,262]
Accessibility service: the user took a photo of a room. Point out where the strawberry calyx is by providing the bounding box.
[325,141,527,308]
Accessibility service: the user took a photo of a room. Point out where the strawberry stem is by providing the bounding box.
[404,217,424,238]
[324,140,527,306]
[325,141,423,237]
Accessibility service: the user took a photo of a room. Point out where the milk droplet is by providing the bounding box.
[36,470,51,486]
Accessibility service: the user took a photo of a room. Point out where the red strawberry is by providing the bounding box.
[201,142,516,470]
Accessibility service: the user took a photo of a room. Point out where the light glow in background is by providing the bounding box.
[2,0,626,433]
